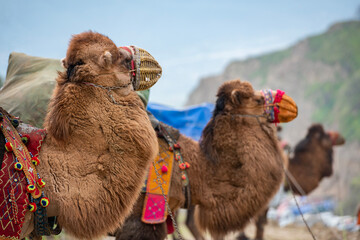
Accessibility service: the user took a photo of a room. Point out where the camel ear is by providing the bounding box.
[102,51,112,68]
[231,84,253,104]
[61,58,67,68]
[231,90,242,104]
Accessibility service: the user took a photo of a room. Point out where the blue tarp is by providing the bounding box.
[290,197,336,216]
[147,102,214,141]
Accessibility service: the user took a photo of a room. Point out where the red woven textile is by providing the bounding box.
[0,124,46,240]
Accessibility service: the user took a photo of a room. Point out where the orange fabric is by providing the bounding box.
[146,138,174,195]
[142,138,174,223]
[357,208,360,225]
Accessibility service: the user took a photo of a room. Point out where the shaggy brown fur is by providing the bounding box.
[115,80,289,239]
[182,126,290,240]
[285,124,345,195]
[12,31,158,239]
[238,124,345,240]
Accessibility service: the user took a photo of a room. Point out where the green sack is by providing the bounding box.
[0,52,150,128]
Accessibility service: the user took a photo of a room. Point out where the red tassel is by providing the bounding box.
[131,60,136,76]
[273,106,280,124]
[166,215,175,234]
[274,90,285,104]
[5,142,13,152]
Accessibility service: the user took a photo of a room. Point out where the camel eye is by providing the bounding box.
[256,98,264,105]
[75,60,84,66]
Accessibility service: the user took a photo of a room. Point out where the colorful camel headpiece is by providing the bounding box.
[119,46,162,91]
[261,89,297,124]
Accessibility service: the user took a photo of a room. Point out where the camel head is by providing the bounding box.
[213,79,298,124]
[299,124,332,150]
[46,31,139,142]
[60,31,132,89]
[302,124,345,149]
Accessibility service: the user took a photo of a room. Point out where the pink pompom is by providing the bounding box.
[161,165,168,173]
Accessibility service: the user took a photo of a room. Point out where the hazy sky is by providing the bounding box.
[1,1,359,107]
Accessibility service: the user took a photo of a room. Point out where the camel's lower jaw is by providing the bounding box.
[277,94,298,123]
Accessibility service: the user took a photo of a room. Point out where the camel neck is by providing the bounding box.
[40,82,158,239]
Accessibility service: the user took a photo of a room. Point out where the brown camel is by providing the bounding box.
[182,125,291,240]
[285,124,345,194]
[236,123,346,240]
[114,79,298,240]
[0,31,158,239]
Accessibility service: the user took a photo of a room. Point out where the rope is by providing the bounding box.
[157,124,186,240]
[82,82,133,105]
[284,160,343,239]
[152,158,183,240]
[284,169,307,196]
[231,113,268,125]
[283,167,318,240]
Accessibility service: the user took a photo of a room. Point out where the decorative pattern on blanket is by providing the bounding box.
[141,138,174,224]
[0,119,46,240]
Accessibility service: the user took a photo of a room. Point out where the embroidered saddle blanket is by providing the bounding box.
[141,137,175,224]
[0,110,46,240]
[141,119,189,235]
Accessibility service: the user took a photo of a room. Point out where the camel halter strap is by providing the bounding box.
[231,89,285,124]
[231,113,268,125]
[151,124,187,240]
[82,82,132,105]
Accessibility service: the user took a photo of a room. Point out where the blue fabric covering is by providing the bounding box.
[147,102,215,141]
[290,197,335,216]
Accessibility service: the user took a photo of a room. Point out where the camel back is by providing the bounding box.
[0,52,150,128]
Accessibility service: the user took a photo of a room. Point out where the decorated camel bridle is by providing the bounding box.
[231,89,285,125]
[80,45,162,106]
[262,89,285,124]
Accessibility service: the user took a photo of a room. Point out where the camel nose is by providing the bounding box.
[335,134,346,145]
[274,92,298,123]
[327,131,346,146]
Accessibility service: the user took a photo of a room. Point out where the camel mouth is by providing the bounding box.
[261,89,298,123]
[276,93,298,123]
[119,46,162,91]
[327,131,346,146]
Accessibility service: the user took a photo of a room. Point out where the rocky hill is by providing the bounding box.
[186,20,360,214]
